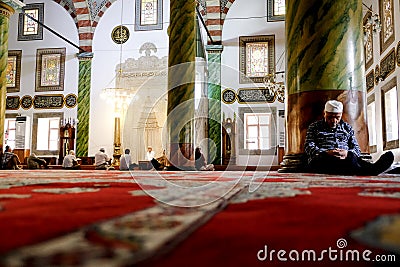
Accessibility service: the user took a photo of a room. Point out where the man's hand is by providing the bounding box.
[326,149,348,159]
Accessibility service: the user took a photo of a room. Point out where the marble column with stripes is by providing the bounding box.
[167,0,196,169]
[281,0,367,172]
[206,45,223,165]
[76,56,92,157]
[0,2,14,146]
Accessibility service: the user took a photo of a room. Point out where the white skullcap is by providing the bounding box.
[324,100,343,113]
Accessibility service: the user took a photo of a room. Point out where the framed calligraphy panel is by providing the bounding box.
[33,94,64,109]
[18,3,44,41]
[35,48,66,92]
[6,50,22,93]
[6,96,20,110]
[379,0,395,54]
[363,11,374,70]
[239,35,275,84]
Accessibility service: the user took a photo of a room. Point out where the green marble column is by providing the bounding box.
[0,2,15,148]
[281,0,367,172]
[167,0,196,169]
[206,45,223,165]
[76,54,93,157]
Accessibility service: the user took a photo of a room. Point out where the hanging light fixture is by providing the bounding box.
[263,50,285,102]
[362,2,381,40]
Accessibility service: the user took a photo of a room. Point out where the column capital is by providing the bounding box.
[206,45,223,53]
[77,52,94,60]
[1,0,24,15]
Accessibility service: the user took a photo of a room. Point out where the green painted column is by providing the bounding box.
[76,54,93,157]
[281,0,367,171]
[0,2,15,148]
[167,0,196,169]
[206,45,223,165]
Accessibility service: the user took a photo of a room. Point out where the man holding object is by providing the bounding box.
[304,100,394,175]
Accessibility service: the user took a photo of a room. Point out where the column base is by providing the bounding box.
[167,143,196,171]
[278,153,307,173]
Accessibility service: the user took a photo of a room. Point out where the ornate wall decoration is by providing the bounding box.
[6,50,22,93]
[366,70,375,92]
[380,47,395,81]
[64,94,78,108]
[21,95,33,110]
[267,0,285,22]
[275,83,285,103]
[33,94,64,109]
[237,88,276,104]
[6,96,20,110]
[222,89,236,104]
[375,65,381,84]
[35,48,66,91]
[18,3,44,41]
[379,0,395,54]
[135,0,163,31]
[363,11,374,70]
[396,41,400,66]
[111,25,130,44]
[239,35,275,84]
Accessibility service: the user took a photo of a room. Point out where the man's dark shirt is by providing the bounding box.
[304,119,361,163]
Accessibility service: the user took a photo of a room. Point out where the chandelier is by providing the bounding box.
[263,71,285,102]
[362,3,381,37]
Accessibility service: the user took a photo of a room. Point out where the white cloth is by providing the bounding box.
[146,151,155,160]
[324,100,343,113]
[120,154,132,170]
[95,151,110,166]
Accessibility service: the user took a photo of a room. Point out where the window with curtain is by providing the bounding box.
[37,117,60,151]
[244,113,271,150]
[238,107,277,155]
[367,96,377,153]
[3,118,16,150]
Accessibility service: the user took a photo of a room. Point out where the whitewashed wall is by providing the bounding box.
[363,0,400,162]
[7,0,79,153]
[90,0,170,157]
[221,0,285,166]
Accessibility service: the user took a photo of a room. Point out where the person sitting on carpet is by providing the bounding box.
[195,147,215,171]
[120,148,138,171]
[1,146,22,170]
[94,148,114,170]
[27,153,48,169]
[146,146,155,161]
[62,150,81,170]
[304,100,394,175]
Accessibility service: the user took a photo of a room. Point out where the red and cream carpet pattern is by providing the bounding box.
[0,170,399,266]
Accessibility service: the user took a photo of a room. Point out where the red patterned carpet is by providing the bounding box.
[0,170,400,267]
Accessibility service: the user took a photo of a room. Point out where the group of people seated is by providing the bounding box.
[0,101,395,175]
[117,145,214,171]
[0,146,49,170]
[0,146,22,170]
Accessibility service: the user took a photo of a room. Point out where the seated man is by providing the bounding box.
[27,153,48,169]
[304,100,394,176]
[119,148,138,171]
[1,146,22,170]
[62,150,81,170]
[94,148,113,170]
[195,147,215,171]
